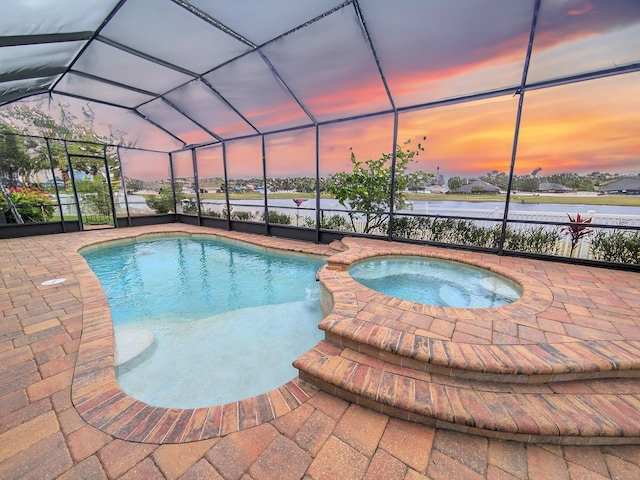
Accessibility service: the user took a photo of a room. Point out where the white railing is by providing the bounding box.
[415,206,640,228]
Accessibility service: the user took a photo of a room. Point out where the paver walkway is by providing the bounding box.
[2,225,640,479]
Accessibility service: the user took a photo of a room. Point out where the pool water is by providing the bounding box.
[349,256,522,308]
[82,236,325,408]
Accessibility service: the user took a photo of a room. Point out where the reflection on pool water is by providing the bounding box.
[81,236,325,409]
[349,256,522,308]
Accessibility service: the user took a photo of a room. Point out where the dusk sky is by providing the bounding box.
[4,0,639,181]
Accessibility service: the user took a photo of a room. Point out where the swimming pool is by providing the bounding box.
[81,235,325,408]
[349,256,522,308]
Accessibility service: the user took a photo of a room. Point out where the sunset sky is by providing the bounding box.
[4,0,639,181]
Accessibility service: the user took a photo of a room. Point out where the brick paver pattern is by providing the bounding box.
[2,225,640,479]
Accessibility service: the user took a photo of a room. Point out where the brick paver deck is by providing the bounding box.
[2,225,640,479]
[297,237,640,444]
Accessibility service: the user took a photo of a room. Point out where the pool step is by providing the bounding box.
[328,240,349,253]
[114,328,155,367]
[318,323,640,384]
[294,340,640,444]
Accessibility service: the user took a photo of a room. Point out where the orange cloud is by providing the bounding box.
[533,0,640,53]
[398,95,519,177]
[304,81,391,121]
[568,5,595,16]
[517,71,640,175]
[243,100,312,133]
[194,147,224,179]
[225,137,263,178]
[179,67,639,181]
[265,129,316,177]
[171,150,194,178]
[120,149,171,182]
[318,115,395,176]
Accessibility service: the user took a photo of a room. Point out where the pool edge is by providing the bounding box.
[69,225,332,444]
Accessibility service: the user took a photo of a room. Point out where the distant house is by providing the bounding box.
[538,182,572,193]
[457,180,500,194]
[600,178,640,195]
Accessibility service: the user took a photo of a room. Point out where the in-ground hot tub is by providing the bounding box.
[348,255,522,308]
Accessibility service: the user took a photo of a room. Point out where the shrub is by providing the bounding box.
[261,210,291,225]
[202,208,222,218]
[503,226,559,255]
[395,217,560,252]
[302,216,317,228]
[146,185,183,214]
[182,200,198,215]
[231,211,252,221]
[320,213,352,231]
[410,217,501,248]
[448,219,501,248]
[328,137,428,234]
[85,187,113,217]
[391,216,430,240]
[1,186,54,223]
[591,229,640,264]
[426,217,456,243]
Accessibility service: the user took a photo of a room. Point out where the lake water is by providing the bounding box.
[122,194,640,223]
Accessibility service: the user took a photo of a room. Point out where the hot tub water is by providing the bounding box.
[349,256,522,308]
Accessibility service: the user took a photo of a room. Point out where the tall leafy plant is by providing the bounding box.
[560,213,593,256]
[1,103,133,187]
[146,184,184,214]
[329,138,430,234]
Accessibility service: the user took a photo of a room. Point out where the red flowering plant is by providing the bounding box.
[560,212,593,256]
[1,186,55,223]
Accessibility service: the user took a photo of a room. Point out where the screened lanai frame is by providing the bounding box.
[1,0,640,269]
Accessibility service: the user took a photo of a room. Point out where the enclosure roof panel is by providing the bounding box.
[527,0,640,83]
[0,41,85,84]
[55,72,156,109]
[99,0,252,74]
[0,76,58,104]
[260,5,392,122]
[71,40,194,95]
[202,51,313,133]
[360,0,535,107]
[0,0,121,37]
[164,79,258,140]
[188,0,346,46]
[138,97,218,145]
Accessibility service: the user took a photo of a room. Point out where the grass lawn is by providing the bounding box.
[404,193,640,207]
[194,191,639,207]
[197,192,321,201]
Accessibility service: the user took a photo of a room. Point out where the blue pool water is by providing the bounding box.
[349,256,522,308]
[82,235,325,408]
